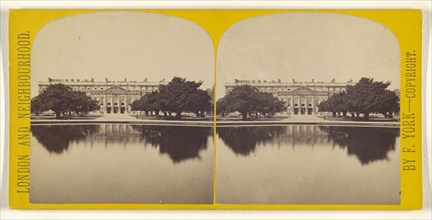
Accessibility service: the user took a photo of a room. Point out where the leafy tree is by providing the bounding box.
[32,84,74,118]
[346,78,391,119]
[256,92,286,117]
[130,77,211,119]
[189,89,212,117]
[318,78,399,120]
[216,97,228,117]
[131,91,161,116]
[216,85,286,120]
[221,85,260,120]
[31,96,46,116]
[31,84,100,118]
[70,91,100,115]
[318,91,349,117]
[158,77,204,119]
[376,90,399,118]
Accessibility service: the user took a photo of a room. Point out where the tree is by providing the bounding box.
[222,85,260,120]
[31,83,100,118]
[318,78,399,120]
[216,85,286,120]
[255,92,286,117]
[346,78,391,119]
[319,91,350,117]
[158,77,204,119]
[216,97,228,117]
[70,91,100,115]
[188,89,212,117]
[32,84,74,118]
[130,77,212,119]
[131,91,161,116]
[31,96,46,116]
[376,90,399,118]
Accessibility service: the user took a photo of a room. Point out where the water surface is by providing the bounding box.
[216,125,400,204]
[30,124,214,204]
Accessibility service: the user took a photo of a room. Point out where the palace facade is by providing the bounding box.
[225,79,355,115]
[38,78,168,114]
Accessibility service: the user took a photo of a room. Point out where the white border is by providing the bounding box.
[0,1,431,219]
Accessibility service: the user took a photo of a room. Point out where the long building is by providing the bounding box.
[38,78,168,114]
[224,79,355,115]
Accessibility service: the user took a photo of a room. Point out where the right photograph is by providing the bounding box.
[215,12,401,204]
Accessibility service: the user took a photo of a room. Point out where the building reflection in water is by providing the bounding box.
[31,125,100,154]
[31,124,212,163]
[320,126,398,165]
[217,125,399,165]
[131,125,211,163]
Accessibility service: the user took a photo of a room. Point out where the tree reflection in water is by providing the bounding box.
[31,125,100,154]
[217,125,399,165]
[216,126,286,156]
[32,124,211,163]
[131,125,211,163]
[319,126,399,165]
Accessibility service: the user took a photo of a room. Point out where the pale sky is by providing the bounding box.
[31,12,400,100]
[216,12,400,99]
[31,12,214,97]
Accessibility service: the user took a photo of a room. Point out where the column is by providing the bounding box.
[305,97,308,115]
[290,97,294,114]
[125,95,128,114]
[117,95,120,114]
[110,96,114,114]
[103,96,107,114]
[312,97,315,115]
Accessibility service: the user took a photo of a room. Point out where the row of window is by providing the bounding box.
[227,86,346,92]
[290,103,313,107]
[40,86,158,91]
[102,103,126,106]
[284,99,322,104]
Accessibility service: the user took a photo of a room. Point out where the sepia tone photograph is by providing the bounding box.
[29,12,214,204]
[28,11,402,205]
[215,13,401,204]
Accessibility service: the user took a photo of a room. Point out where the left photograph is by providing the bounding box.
[29,12,214,204]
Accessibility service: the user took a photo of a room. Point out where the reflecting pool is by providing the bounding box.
[30,124,214,204]
[216,125,400,204]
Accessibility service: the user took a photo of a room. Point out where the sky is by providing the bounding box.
[31,12,214,97]
[31,12,400,100]
[216,12,400,99]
